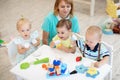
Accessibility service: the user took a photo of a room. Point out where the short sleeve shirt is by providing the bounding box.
[76,39,110,61]
[52,34,76,48]
[14,31,39,63]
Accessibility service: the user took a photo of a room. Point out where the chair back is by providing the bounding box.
[102,41,113,80]
[102,41,113,65]
[6,39,17,66]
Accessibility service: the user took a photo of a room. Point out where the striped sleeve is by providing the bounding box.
[100,44,110,58]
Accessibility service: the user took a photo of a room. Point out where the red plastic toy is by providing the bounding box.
[76,56,82,62]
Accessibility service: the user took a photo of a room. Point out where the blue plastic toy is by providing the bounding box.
[86,67,100,78]
[61,63,67,74]
[75,64,88,74]
[42,59,69,79]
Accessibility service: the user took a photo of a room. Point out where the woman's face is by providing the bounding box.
[58,0,71,18]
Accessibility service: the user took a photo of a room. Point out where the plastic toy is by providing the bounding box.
[0,39,4,44]
[53,59,61,66]
[61,63,67,74]
[102,28,113,35]
[48,64,55,76]
[86,67,99,78]
[106,0,118,18]
[76,56,82,62]
[70,70,77,75]
[20,62,30,69]
[20,57,49,70]
[33,57,49,65]
[42,64,48,70]
[54,40,62,48]
[102,21,114,35]
[0,39,7,47]
[75,64,88,74]
[112,18,120,34]
[42,59,69,79]
[102,18,120,34]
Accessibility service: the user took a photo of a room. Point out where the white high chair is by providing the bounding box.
[7,39,24,80]
[102,41,113,80]
[74,33,113,80]
[7,39,17,66]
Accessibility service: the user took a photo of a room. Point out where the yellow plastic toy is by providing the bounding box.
[106,0,118,18]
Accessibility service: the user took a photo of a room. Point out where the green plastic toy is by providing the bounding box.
[33,57,49,65]
[20,62,30,69]
[0,39,7,47]
[0,39,4,44]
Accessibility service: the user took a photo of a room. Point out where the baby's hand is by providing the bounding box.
[57,46,69,53]
[71,40,76,47]
[32,39,37,44]
[50,41,55,48]
[32,38,40,47]
[94,62,101,68]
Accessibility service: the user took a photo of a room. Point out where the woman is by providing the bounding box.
[42,0,80,45]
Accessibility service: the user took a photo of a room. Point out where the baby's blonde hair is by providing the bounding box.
[16,17,31,30]
[86,26,102,39]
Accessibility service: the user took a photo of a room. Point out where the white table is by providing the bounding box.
[10,45,111,80]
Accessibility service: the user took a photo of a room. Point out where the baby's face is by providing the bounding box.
[85,33,100,49]
[18,23,31,39]
[57,26,71,40]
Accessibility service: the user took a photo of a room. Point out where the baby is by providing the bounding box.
[50,19,76,53]
[14,18,40,63]
[76,26,110,67]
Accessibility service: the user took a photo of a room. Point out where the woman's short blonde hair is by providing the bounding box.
[86,26,102,39]
[54,0,74,17]
[16,18,31,30]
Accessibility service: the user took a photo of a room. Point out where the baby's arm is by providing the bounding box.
[50,39,61,48]
[31,30,40,47]
[57,41,76,53]
[94,56,109,68]
[58,46,76,53]
[17,44,30,54]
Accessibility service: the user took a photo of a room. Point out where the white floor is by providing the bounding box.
[0,0,120,80]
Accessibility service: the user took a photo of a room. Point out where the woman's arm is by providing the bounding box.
[42,31,49,45]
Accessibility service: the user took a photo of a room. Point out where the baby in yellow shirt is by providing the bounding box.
[50,19,77,53]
